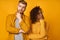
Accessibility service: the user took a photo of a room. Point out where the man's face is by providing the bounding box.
[17,3,26,14]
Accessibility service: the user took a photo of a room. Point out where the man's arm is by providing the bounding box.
[20,16,30,33]
[6,15,20,34]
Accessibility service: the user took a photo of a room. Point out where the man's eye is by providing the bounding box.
[23,7,25,8]
[19,5,21,7]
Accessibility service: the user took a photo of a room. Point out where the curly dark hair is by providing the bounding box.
[30,6,44,24]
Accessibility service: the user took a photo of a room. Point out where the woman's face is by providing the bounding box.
[37,10,42,20]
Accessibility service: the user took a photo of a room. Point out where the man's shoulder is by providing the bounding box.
[24,14,29,18]
[23,14,30,21]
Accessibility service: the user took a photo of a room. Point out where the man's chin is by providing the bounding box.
[18,12,22,13]
[18,11,23,14]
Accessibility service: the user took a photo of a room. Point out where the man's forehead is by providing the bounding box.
[18,3,26,7]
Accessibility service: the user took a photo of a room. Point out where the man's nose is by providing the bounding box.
[20,7,23,10]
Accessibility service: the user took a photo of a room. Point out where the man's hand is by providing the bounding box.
[19,30,25,33]
[16,13,22,23]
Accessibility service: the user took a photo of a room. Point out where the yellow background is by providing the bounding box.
[0,0,60,40]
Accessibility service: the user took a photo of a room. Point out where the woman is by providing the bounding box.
[28,6,47,40]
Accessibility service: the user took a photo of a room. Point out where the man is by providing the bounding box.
[6,0,30,40]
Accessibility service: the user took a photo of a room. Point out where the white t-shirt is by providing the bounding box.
[15,18,23,40]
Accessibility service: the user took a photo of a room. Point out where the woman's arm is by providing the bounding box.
[28,19,46,39]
